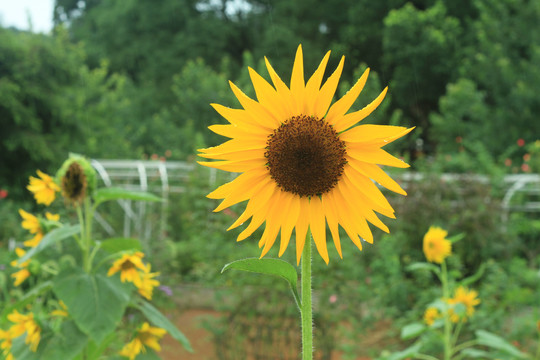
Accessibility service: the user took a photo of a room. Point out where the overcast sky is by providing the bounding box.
[0,0,54,33]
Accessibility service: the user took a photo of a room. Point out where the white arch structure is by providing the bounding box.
[91,159,539,241]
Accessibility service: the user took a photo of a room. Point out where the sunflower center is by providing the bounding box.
[265,115,347,197]
[61,162,87,204]
[121,260,135,270]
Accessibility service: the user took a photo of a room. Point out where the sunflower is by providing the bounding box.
[448,286,480,318]
[423,226,452,264]
[199,45,412,263]
[107,252,149,287]
[27,170,60,206]
[119,322,167,360]
[137,265,160,300]
[0,329,14,360]
[19,210,59,248]
[7,310,41,352]
[423,307,440,326]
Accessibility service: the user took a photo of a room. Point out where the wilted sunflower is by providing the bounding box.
[199,45,412,263]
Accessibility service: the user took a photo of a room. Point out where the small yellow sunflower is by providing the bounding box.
[137,265,160,300]
[50,300,69,318]
[423,307,440,326]
[18,210,59,248]
[107,252,148,287]
[423,226,452,264]
[27,170,60,206]
[199,45,412,263]
[0,329,15,360]
[119,322,167,360]
[10,248,31,286]
[7,310,41,352]
[448,286,480,318]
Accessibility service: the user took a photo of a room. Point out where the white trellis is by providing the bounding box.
[90,159,540,242]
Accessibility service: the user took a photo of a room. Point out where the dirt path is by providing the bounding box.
[159,308,373,360]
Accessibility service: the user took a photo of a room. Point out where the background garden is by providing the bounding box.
[1,0,539,359]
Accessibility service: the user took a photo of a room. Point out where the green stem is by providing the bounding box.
[301,228,313,360]
[451,339,479,356]
[441,260,452,360]
[76,204,90,272]
[452,318,464,348]
[415,354,441,360]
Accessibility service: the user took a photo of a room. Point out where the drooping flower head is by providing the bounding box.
[199,45,412,263]
[0,329,15,360]
[7,310,41,352]
[56,153,97,205]
[27,170,60,206]
[423,226,452,264]
[119,322,167,360]
[107,252,149,287]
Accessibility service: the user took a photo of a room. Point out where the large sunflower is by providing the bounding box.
[199,45,412,264]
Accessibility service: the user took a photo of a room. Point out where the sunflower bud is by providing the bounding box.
[57,154,97,204]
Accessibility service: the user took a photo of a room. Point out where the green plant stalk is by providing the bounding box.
[301,229,313,360]
[76,204,90,273]
[441,260,452,360]
[84,198,94,272]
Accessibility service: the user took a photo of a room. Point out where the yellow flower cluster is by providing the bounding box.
[424,286,481,326]
[10,171,61,287]
[119,322,167,360]
[27,170,60,206]
[423,226,452,264]
[107,252,161,300]
[0,310,42,358]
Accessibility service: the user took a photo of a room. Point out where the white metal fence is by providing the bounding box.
[91,159,540,241]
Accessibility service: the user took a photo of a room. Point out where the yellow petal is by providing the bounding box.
[237,207,266,241]
[264,56,295,118]
[334,87,388,132]
[326,68,370,124]
[326,190,363,250]
[197,158,266,172]
[227,179,277,230]
[212,171,269,212]
[229,81,279,129]
[208,168,268,199]
[321,194,342,258]
[248,67,288,122]
[279,193,300,256]
[347,148,410,168]
[199,138,266,155]
[210,104,270,134]
[343,165,395,213]
[208,124,267,139]
[198,148,266,161]
[313,56,344,118]
[304,51,331,115]
[290,45,305,113]
[308,197,329,264]
[348,160,406,196]
[259,191,285,257]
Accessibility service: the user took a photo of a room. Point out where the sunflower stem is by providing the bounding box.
[301,228,313,360]
[441,260,452,360]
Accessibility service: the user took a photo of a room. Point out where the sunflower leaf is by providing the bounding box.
[100,237,142,254]
[17,225,81,264]
[93,187,162,208]
[475,330,529,358]
[222,258,301,309]
[448,233,465,243]
[134,299,193,353]
[400,323,426,340]
[406,262,441,276]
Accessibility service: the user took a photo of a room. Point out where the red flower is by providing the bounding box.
[455,136,463,143]
[517,138,525,147]
[504,158,512,167]
[0,189,7,199]
[521,164,530,172]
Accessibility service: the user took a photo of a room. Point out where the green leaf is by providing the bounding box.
[52,268,131,343]
[93,187,162,207]
[460,263,486,286]
[459,348,493,358]
[221,258,300,308]
[406,262,441,275]
[135,349,161,359]
[386,342,423,360]
[1,281,53,317]
[400,323,426,340]
[100,238,142,254]
[134,299,193,353]
[17,225,81,264]
[40,320,88,359]
[475,330,529,359]
[448,232,465,243]
[11,335,42,360]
